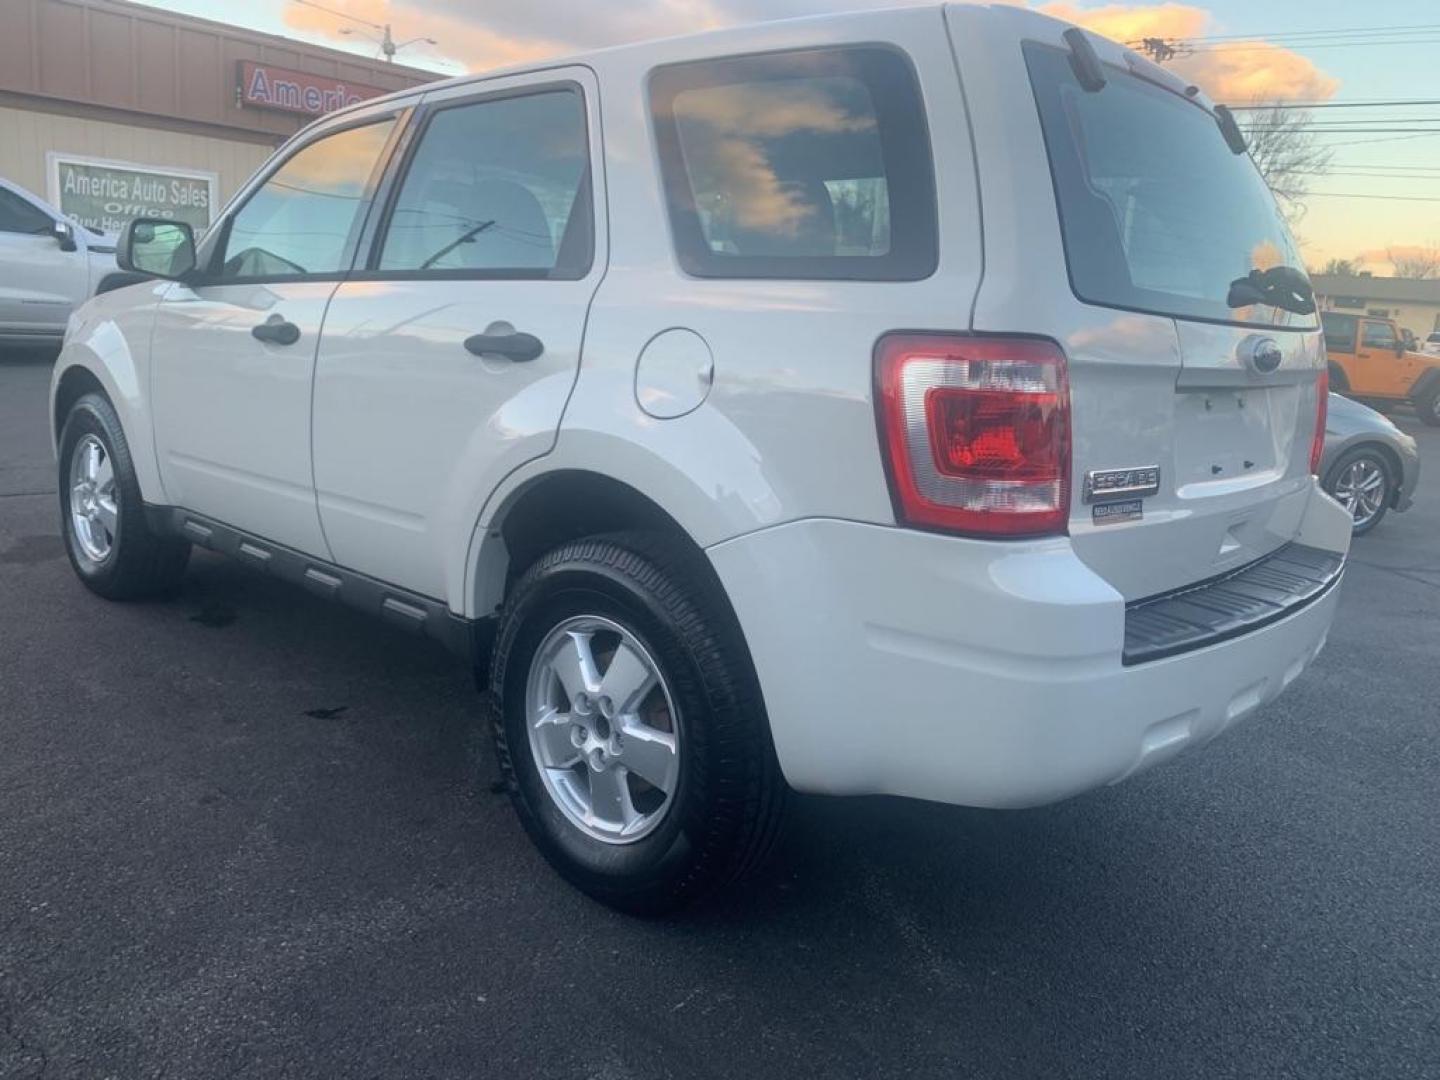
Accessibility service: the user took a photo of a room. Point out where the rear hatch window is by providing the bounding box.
[1024,43,1316,331]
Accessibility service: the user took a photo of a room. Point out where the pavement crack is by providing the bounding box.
[0,490,56,499]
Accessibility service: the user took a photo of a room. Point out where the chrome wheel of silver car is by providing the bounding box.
[1332,454,1388,530]
[525,615,681,845]
[68,434,118,563]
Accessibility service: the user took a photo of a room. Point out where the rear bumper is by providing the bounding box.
[707,484,1350,809]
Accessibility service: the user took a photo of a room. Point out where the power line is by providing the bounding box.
[1128,22,1440,45]
[1229,99,1440,110]
[288,0,384,32]
[1249,119,1440,126]
[1303,192,1440,202]
[1321,132,1440,148]
[1183,39,1440,53]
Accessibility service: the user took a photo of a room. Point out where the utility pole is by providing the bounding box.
[1137,37,1180,63]
[340,21,437,62]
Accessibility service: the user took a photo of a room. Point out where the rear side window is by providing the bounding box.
[1322,313,1356,352]
[650,47,937,280]
[375,88,592,278]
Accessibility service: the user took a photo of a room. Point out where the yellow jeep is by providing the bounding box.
[1321,312,1440,426]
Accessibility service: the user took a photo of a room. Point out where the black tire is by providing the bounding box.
[1417,388,1440,427]
[484,532,787,915]
[1322,445,1394,536]
[58,392,190,599]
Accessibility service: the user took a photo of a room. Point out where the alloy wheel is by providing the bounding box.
[524,615,681,844]
[69,434,118,563]
[1332,455,1387,530]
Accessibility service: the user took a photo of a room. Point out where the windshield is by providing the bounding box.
[1024,43,1316,329]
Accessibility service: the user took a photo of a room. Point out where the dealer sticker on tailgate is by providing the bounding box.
[1093,498,1143,525]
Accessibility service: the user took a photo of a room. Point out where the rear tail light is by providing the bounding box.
[876,334,1071,537]
[1310,369,1329,474]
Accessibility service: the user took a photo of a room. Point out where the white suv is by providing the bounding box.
[50,4,1351,912]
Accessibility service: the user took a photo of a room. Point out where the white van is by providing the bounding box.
[50,4,1350,912]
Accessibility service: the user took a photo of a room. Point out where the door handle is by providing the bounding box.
[251,315,301,346]
[464,330,544,363]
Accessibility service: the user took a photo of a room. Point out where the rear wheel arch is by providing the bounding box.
[472,469,736,632]
[1327,362,1350,394]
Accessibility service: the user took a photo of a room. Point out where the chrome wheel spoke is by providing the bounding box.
[598,642,656,714]
[94,453,114,493]
[616,721,677,793]
[550,630,601,704]
[533,707,581,768]
[94,495,118,536]
[587,765,636,829]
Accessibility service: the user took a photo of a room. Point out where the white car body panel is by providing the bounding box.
[0,178,117,339]
[149,281,337,556]
[314,67,607,602]
[49,3,1351,811]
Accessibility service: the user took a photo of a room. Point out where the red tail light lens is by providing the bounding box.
[876,334,1071,537]
[1310,369,1329,475]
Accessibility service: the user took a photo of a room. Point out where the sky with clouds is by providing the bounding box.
[138,0,1440,271]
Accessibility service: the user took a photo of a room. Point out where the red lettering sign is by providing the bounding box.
[238,61,388,117]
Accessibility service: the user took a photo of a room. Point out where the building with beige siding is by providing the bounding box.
[0,0,431,234]
[1312,274,1440,345]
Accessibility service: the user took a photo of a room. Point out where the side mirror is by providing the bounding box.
[118,218,197,279]
[52,220,77,253]
[1396,341,1406,357]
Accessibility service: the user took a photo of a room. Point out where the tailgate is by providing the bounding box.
[950,5,1328,600]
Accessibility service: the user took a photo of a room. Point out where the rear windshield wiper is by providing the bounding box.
[1226,265,1316,316]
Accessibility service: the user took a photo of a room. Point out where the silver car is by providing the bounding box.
[1320,393,1421,534]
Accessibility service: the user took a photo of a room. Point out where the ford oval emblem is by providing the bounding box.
[1244,336,1284,374]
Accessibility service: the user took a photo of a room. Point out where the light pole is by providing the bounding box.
[339,24,438,63]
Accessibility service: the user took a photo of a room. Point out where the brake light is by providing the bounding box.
[876,334,1071,537]
[1310,369,1329,474]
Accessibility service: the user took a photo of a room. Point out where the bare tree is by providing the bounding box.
[1239,104,1333,224]
[1386,246,1440,279]
[1319,256,1361,276]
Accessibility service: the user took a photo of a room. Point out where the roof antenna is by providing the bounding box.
[1063,28,1107,92]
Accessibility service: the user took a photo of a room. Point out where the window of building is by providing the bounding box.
[375,89,591,278]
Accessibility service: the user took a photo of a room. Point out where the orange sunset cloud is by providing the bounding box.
[281,1,1340,107]
[1040,2,1340,102]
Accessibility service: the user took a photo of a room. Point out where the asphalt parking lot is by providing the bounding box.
[2,351,1438,1080]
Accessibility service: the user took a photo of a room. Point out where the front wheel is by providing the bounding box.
[58,393,190,598]
[484,533,787,914]
[1323,446,1393,535]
